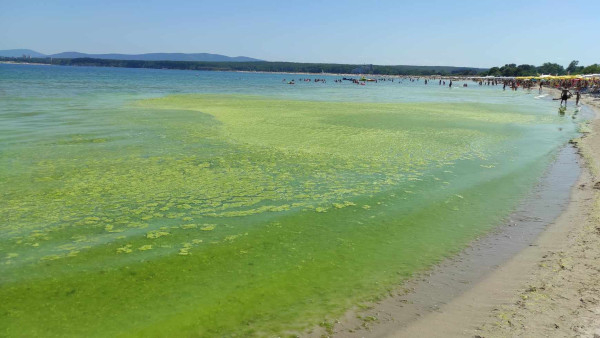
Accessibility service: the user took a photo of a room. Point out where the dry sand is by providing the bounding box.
[305,90,600,338]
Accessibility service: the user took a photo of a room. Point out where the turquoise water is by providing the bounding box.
[0,64,579,337]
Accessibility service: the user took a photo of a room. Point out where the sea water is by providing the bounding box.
[0,64,580,336]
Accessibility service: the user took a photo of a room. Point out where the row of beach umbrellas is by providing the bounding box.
[515,74,600,80]
[469,75,600,80]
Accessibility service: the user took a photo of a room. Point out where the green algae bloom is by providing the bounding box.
[0,86,577,337]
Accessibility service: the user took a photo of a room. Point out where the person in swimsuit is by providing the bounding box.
[560,88,572,106]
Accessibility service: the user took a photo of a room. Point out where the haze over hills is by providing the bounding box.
[0,49,47,58]
[0,49,262,62]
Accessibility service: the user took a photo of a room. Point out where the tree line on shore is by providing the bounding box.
[2,56,598,77]
[484,60,600,77]
[0,57,484,76]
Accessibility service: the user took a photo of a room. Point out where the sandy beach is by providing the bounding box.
[469,93,600,338]
[305,90,600,338]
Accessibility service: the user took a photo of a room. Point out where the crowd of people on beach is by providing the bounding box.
[500,76,600,107]
[280,74,600,108]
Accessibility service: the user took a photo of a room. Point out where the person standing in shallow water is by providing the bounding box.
[575,91,581,106]
[560,88,572,107]
[449,80,452,88]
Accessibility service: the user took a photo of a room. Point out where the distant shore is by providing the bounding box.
[0,58,484,77]
[0,61,52,66]
[305,89,600,337]
[0,60,476,78]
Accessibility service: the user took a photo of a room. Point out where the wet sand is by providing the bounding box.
[305,90,600,337]
[467,92,600,338]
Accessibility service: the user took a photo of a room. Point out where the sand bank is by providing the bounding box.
[305,91,600,337]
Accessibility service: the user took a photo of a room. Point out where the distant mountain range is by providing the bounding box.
[0,49,47,58]
[0,49,262,62]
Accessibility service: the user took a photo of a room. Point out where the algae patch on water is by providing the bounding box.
[0,94,572,337]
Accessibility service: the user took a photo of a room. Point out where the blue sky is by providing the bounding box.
[1,0,598,68]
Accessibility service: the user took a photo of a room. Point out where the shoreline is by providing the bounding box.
[305,90,600,337]
[0,61,52,66]
[469,91,600,338]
